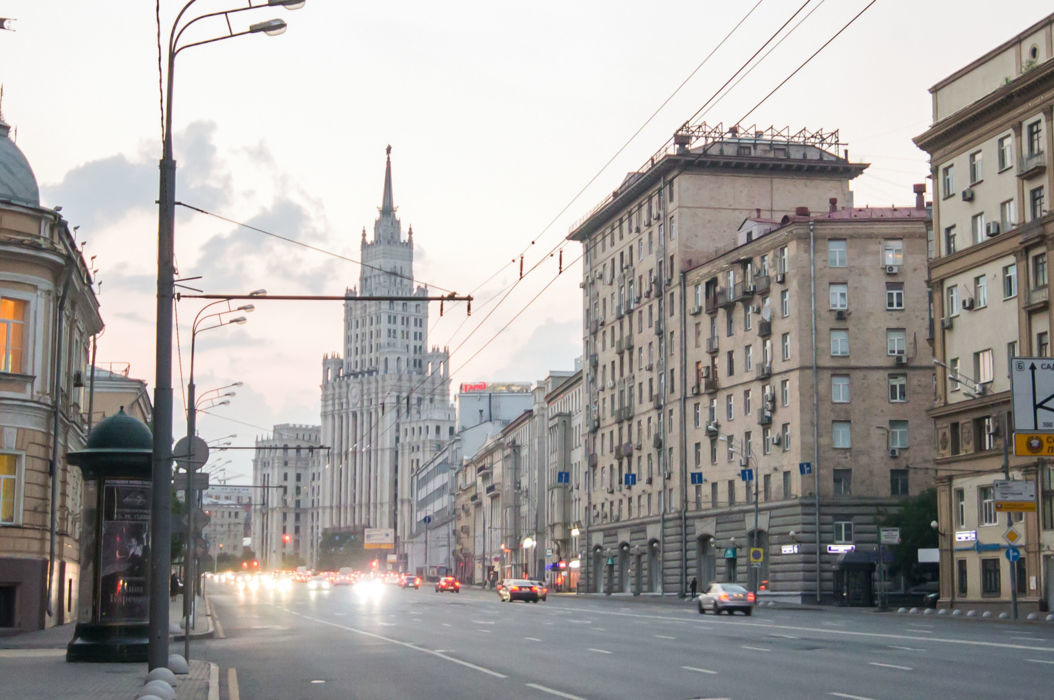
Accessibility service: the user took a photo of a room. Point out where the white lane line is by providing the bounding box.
[829,693,875,700]
[595,627,607,631]
[771,633,798,639]
[1026,658,1054,665]
[282,609,508,679]
[524,637,543,642]
[587,648,613,654]
[525,682,586,700]
[654,634,676,640]
[889,645,925,652]
[442,623,452,627]
[477,629,492,633]
[472,620,495,625]
[869,662,912,671]
[681,665,718,675]
[741,645,770,652]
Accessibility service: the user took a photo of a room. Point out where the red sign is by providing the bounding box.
[460,382,488,392]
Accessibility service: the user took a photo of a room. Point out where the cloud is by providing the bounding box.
[490,317,580,381]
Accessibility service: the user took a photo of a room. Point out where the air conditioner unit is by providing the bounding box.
[706,423,720,436]
[750,305,761,314]
[776,272,786,284]
[889,448,900,458]
[885,265,900,275]
[834,309,847,321]
[985,222,1001,237]
[941,317,953,330]
[771,434,782,446]
[691,385,700,396]
[961,188,974,202]
[645,362,654,371]
[645,477,653,485]
[961,297,975,310]
[700,366,711,379]
[607,380,615,389]
[664,471,672,480]
[895,355,907,366]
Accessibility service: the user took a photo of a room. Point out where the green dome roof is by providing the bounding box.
[0,119,40,208]
[86,408,153,451]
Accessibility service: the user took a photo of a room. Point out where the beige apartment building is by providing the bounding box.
[915,14,1054,614]
[568,123,875,598]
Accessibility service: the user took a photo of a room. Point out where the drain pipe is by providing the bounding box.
[47,266,73,617]
[809,219,822,604]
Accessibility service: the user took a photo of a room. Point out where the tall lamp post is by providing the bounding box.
[720,435,761,595]
[151,0,300,670]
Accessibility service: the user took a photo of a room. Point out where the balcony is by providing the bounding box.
[589,453,598,467]
[754,275,771,295]
[589,353,598,367]
[622,442,634,458]
[705,295,719,315]
[652,394,662,409]
[1018,151,1047,179]
[1026,286,1049,310]
[758,320,771,338]
[717,287,734,308]
[704,377,719,394]
[756,364,772,379]
[689,304,703,315]
[652,434,663,449]
[476,464,492,476]
[757,409,772,426]
[486,484,499,498]
[706,336,720,354]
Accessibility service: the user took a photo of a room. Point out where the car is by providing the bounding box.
[399,573,421,589]
[435,576,460,593]
[906,580,939,608]
[697,582,755,615]
[497,579,543,603]
[306,574,331,591]
[529,580,548,601]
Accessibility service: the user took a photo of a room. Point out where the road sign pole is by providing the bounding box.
[1002,411,1018,620]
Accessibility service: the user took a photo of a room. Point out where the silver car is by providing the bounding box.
[697,582,755,615]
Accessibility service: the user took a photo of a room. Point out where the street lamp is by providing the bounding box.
[720,435,761,595]
[150,0,298,670]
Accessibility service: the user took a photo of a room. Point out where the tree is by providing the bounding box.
[880,487,938,584]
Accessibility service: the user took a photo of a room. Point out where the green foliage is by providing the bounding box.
[880,487,938,583]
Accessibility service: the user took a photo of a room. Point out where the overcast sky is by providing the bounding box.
[1,1,1049,483]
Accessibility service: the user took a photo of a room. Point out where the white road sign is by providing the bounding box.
[1010,358,1054,431]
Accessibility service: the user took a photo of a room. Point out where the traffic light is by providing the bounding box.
[282,533,292,544]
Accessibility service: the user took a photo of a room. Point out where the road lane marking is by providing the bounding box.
[477,629,492,633]
[442,623,452,627]
[595,627,606,631]
[654,634,676,640]
[829,693,875,700]
[741,645,770,652]
[1026,658,1054,665]
[524,637,543,642]
[472,620,495,624]
[525,682,585,699]
[681,666,718,675]
[889,645,925,652]
[771,633,798,639]
[310,680,325,684]
[208,663,219,700]
[282,609,508,679]
[587,648,613,654]
[869,662,912,671]
[228,668,240,700]
[213,609,226,639]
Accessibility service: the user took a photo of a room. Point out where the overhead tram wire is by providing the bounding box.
[175,201,459,296]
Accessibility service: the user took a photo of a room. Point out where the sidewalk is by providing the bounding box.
[0,595,215,699]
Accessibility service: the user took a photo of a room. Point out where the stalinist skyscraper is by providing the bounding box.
[319,147,454,566]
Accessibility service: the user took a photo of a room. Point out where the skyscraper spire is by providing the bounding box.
[381,144,394,215]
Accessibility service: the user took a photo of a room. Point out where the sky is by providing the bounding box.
[1,0,1050,484]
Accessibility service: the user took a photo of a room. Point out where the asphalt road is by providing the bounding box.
[198,579,1054,700]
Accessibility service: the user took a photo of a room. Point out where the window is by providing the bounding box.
[883,239,904,266]
[829,283,848,309]
[1039,331,1050,357]
[743,389,752,415]
[726,350,734,377]
[728,480,736,506]
[781,422,791,451]
[832,421,851,449]
[957,559,968,597]
[968,150,983,183]
[888,374,907,402]
[949,357,960,392]
[974,275,987,308]
[954,488,965,527]
[830,329,849,357]
[726,394,734,421]
[890,469,908,497]
[782,471,791,499]
[887,329,906,356]
[981,558,1000,596]
[1000,199,1016,231]
[0,454,19,524]
[1026,120,1042,157]
[781,333,791,361]
[828,239,847,267]
[971,213,986,245]
[889,420,908,449]
[744,345,753,372]
[1003,263,1017,298]
[0,298,27,374]
[886,282,904,310]
[979,486,997,525]
[726,310,734,337]
[743,306,752,331]
[832,375,850,403]
[944,226,957,255]
[997,135,1013,171]
[833,520,854,543]
[1032,252,1047,290]
[780,379,790,407]
[946,285,960,317]
[974,349,994,384]
[780,290,790,317]
[1031,186,1045,221]
[941,164,954,198]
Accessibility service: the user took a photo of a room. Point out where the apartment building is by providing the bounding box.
[544,369,583,591]
[915,13,1054,614]
[252,424,320,569]
[567,123,866,596]
[202,485,252,568]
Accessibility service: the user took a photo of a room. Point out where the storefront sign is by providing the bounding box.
[954,530,977,542]
[826,544,855,554]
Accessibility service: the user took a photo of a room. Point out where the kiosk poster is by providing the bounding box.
[99,480,150,621]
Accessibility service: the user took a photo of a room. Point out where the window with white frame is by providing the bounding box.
[968,150,983,183]
[828,239,847,267]
[887,329,906,356]
[1000,199,1016,231]
[941,164,954,198]
[886,282,904,310]
[883,239,904,266]
[778,246,788,274]
[0,297,27,374]
[762,426,772,454]
[781,422,791,450]
[833,520,854,543]
[780,379,790,407]
[830,329,849,356]
[971,213,986,245]
[1032,252,1047,290]
[889,420,908,449]
[949,356,960,392]
[743,389,752,415]
[979,486,997,525]
[1026,120,1042,157]
[0,453,20,524]
[744,344,753,372]
[832,375,850,403]
[974,348,994,384]
[1003,263,1017,298]
[829,283,848,309]
[954,488,965,527]
[781,333,791,361]
[947,284,960,317]
[888,374,907,402]
[832,421,851,448]
[833,470,852,496]
[974,275,987,308]
[997,135,1013,171]
[781,290,790,317]
[945,225,957,255]
[726,394,734,421]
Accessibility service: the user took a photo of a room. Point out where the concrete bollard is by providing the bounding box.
[137,680,175,700]
[951,609,962,616]
[896,607,907,614]
[1027,612,1039,621]
[966,610,977,617]
[147,667,178,685]
[923,608,934,615]
[937,609,948,615]
[908,607,919,615]
[1046,614,1054,622]
[168,653,190,674]
[998,612,1009,619]
[981,611,993,618]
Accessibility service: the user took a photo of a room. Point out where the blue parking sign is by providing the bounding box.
[799,462,812,475]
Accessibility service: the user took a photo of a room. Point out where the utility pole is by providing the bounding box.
[1003,410,1019,620]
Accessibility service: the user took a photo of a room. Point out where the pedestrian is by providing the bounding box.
[689,576,698,598]
[170,572,182,600]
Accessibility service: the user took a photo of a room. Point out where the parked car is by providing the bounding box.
[399,573,421,589]
[497,579,543,603]
[906,580,939,608]
[697,582,755,615]
[435,576,461,593]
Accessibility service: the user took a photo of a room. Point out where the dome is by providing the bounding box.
[86,408,153,451]
[0,119,40,208]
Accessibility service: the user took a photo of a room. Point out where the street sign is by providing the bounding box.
[557,471,570,484]
[799,462,812,475]
[174,472,209,492]
[994,479,1037,512]
[1005,545,1021,563]
[545,548,553,557]
[364,528,395,549]
[624,473,638,486]
[1002,527,1022,546]
[740,468,754,482]
[749,547,764,563]
[422,515,432,524]
[1011,357,1054,431]
[880,527,901,545]
[1013,432,1054,457]
[173,436,209,470]
[690,472,704,485]
[780,544,799,554]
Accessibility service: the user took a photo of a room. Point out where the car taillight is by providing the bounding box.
[510,586,519,591]
[720,593,729,601]
[747,592,756,602]
[416,578,421,585]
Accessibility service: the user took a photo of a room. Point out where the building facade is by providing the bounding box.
[202,485,252,570]
[915,13,1054,614]
[543,368,583,591]
[252,423,320,569]
[319,148,454,569]
[1,116,103,630]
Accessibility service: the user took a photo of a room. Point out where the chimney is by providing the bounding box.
[795,206,810,217]
[913,183,926,209]
[829,198,838,213]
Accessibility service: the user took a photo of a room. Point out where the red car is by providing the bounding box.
[435,576,460,593]
[399,574,421,589]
